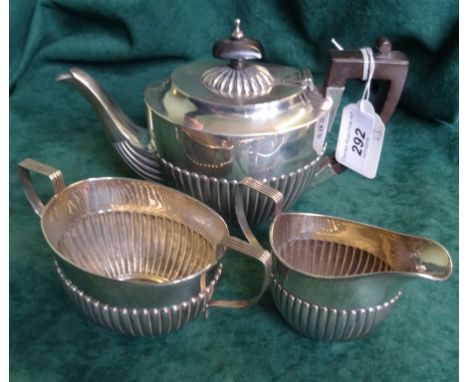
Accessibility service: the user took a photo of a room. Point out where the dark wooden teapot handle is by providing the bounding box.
[325,37,409,124]
[318,37,409,177]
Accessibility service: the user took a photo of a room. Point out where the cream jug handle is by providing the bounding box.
[17,159,65,217]
[236,177,284,249]
[207,177,284,309]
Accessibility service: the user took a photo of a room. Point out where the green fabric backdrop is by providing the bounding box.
[10,1,458,381]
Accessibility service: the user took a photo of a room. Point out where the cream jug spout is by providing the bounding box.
[405,239,452,281]
[57,68,152,150]
[268,212,454,310]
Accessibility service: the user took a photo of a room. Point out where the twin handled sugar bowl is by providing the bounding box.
[57,19,409,224]
[18,159,272,336]
[18,160,452,340]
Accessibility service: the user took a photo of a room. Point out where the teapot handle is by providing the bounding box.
[324,37,409,127]
[321,37,409,174]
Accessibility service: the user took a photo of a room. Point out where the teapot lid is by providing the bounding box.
[144,19,331,137]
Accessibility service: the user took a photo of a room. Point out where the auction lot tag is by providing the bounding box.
[335,100,385,179]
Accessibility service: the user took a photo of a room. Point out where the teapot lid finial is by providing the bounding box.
[231,19,244,40]
[202,19,274,98]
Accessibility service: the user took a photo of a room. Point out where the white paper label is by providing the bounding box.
[335,100,385,179]
[313,112,329,153]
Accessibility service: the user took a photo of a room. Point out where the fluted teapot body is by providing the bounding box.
[58,19,408,223]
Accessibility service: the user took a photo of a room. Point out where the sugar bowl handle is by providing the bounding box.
[208,236,272,309]
[207,177,285,309]
[17,159,65,217]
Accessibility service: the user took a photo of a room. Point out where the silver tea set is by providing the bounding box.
[19,20,452,341]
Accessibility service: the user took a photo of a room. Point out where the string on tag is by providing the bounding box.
[330,40,376,111]
[330,38,344,51]
[360,47,375,108]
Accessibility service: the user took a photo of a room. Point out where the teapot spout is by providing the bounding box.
[57,68,164,182]
[57,68,152,150]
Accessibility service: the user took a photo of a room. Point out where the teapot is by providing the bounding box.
[58,19,408,224]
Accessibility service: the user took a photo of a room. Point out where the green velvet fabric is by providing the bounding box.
[10,1,458,381]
